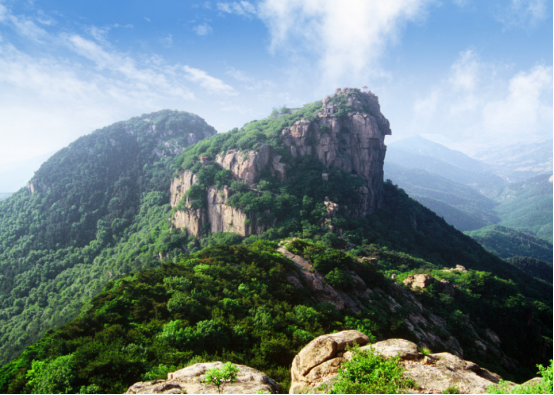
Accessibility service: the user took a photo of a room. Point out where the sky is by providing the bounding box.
[0,0,552,185]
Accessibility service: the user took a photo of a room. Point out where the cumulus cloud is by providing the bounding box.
[496,0,548,28]
[483,65,552,135]
[217,1,257,17]
[193,23,213,36]
[257,0,433,87]
[412,50,552,146]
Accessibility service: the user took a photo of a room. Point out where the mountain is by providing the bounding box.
[465,225,553,263]
[0,110,216,364]
[0,193,11,202]
[0,89,551,392]
[385,137,553,242]
[473,140,553,182]
[386,137,505,188]
[384,162,499,231]
[491,174,553,242]
[389,135,491,174]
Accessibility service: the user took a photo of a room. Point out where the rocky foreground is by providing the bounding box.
[126,330,541,394]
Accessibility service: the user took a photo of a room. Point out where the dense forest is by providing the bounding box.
[0,110,215,364]
[465,225,553,264]
[0,92,551,393]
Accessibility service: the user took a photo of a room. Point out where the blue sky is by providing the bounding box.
[0,0,552,171]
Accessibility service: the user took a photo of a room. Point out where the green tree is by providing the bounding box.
[201,362,240,394]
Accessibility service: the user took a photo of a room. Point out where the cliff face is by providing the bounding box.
[170,171,272,237]
[171,88,390,236]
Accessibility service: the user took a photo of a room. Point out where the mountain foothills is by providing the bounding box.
[0,89,551,394]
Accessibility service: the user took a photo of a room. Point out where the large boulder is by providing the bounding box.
[290,332,506,394]
[290,330,371,394]
[126,362,282,394]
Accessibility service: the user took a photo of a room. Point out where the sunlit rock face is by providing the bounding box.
[170,88,391,236]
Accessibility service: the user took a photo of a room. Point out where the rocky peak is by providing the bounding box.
[170,88,391,237]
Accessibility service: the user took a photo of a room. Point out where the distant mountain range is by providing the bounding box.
[384,135,553,247]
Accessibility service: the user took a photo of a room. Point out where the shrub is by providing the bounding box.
[328,345,415,394]
[487,360,553,394]
[201,362,240,394]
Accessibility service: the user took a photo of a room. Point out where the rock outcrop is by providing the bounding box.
[170,88,391,236]
[170,172,272,237]
[126,362,282,394]
[289,331,505,394]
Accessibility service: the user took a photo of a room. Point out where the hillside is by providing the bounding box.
[0,110,216,364]
[0,240,551,393]
[506,256,553,284]
[491,174,553,242]
[465,225,553,264]
[0,89,551,393]
[384,162,499,231]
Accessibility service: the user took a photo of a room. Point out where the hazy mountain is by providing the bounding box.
[385,145,505,187]
[384,162,499,231]
[465,225,553,263]
[473,140,553,182]
[389,135,491,174]
[0,193,11,202]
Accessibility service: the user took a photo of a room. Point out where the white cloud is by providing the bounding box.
[183,65,237,95]
[160,33,173,47]
[193,23,213,36]
[496,0,548,28]
[483,65,552,135]
[0,3,241,165]
[412,50,553,146]
[217,1,257,17]
[257,0,433,87]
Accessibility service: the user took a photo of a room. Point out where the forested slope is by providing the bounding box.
[465,225,553,263]
[0,110,215,364]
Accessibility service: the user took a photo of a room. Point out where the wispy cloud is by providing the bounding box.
[496,0,548,28]
[183,65,237,95]
[257,0,434,88]
[217,1,257,17]
[160,33,173,47]
[0,2,239,163]
[193,23,213,36]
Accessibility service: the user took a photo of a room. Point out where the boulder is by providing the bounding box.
[404,274,435,289]
[290,334,506,394]
[402,352,503,393]
[126,362,282,394]
[290,330,371,394]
